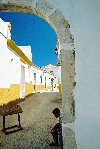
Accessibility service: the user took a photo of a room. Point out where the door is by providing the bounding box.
[20,65,25,98]
[34,73,36,91]
[51,78,54,90]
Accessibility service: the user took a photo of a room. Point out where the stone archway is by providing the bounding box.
[0,0,76,148]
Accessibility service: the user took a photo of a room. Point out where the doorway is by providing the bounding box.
[20,65,25,98]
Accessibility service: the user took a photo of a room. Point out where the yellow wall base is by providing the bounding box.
[0,83,60,106]
[36,85,45,91]
[58,84,62,96]
[0,84,20,106]
[47,86,52,90]
[25,81,33,96]
[36,85,53,91]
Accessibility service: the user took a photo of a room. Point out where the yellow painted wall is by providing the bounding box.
[36,85,53,91]
[47,86,52,90]
[0,83,59,106]
[58,84,62,96]
[25,81,33,96]
[0,84,20,106]
[36,85,45,91]
[33,85,53,92]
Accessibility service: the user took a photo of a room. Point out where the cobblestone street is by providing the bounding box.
[0,92,62,149]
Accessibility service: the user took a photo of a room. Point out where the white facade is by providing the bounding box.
[0,18,58,105]
[32,65,57,91]
[42,64,61,85]
[19,46,32,61]
[0,18,20,88]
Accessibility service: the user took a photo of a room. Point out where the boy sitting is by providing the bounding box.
[50,108,63,148]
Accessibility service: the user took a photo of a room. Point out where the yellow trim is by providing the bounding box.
[7,39,33,66]
[58,84,62,96]
[20,58,26,64]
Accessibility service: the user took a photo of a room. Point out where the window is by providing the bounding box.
[34,73,36,80]
[50,71,53,74]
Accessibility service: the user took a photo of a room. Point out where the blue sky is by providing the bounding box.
[0,12,57,67]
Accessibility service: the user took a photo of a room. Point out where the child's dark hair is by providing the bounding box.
[52,108,60,115]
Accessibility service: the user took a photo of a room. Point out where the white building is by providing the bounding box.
[0,18,58,106]
[33,65,56,92]
[42,64,62,95]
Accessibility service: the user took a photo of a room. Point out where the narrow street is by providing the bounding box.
[0,92,62,149]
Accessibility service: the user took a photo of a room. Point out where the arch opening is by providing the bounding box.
[0,1,76,149]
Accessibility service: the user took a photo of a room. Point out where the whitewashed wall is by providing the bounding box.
[0,19,33,88]
[19,46,32,61]
[55,0,100,148]
[0,19,20,87]
[19,46,33,83]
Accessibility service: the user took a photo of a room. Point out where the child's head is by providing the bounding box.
[52,108,60,118]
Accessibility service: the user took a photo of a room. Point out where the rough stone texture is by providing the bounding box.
[36,0,56,17]
[0,3,34,13]
[61,49,75,123]
[0,1,76,148]
[1,0,34,7]
[60,49,76,148]
[49,9,73,44]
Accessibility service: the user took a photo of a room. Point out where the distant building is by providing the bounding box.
[32,65,56,92]
[42,64,62,95]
